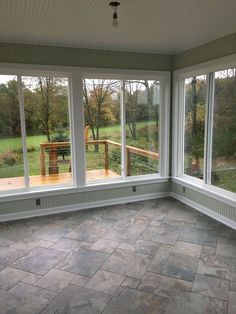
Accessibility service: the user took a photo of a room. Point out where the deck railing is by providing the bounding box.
[40,140,159,176]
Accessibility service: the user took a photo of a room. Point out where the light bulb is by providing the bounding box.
[112,17,119,28]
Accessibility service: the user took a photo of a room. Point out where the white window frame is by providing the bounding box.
[173,54,236,205]
[82,69,170,183]
[0,64,170,199]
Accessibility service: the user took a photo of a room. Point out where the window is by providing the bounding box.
[0,67,169,195]
[22,76,72,188]
[83,76,165,183]
[0,75,24,191]
[211,69,236,193]
[83,78,122,183]
[184,76,206,179]
[0,73,73,192]
[175,61,236,195]
[125,80,159,176]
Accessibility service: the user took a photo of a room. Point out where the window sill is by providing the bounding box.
[172,176,236,208]
[0,175,170,202]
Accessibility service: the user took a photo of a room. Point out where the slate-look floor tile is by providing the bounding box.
[86,270,124,295]
[0,282,56,314]
[137,272,176,297]
[166,289,227,314]
[103,287,169,314]
[41,285,111,314]
[197,246,236,281]
[12,247,66,275]
[57,247,109,276]
[0,266,27,291]
[179,225,218,247]
[34,269,76,292]
[0,198,235,314]
[149,248,199,281]
[228,291,236,314]
[192,274,229,300]
[102,248,152,279]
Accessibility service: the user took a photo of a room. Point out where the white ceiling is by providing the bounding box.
[0,0,235,54]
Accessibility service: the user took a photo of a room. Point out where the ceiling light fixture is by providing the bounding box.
[109,1,120,28]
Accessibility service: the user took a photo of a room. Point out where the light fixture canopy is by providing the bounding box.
[109,1,120,28]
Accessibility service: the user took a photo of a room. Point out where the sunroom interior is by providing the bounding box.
[0,1,236,313]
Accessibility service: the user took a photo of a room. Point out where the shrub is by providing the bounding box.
[51,126,70,159]
[0,151,18,166]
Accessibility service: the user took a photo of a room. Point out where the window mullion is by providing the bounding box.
[70,71,85,187]
[17,75,30,188]
[121,79,126,179]
[204,73,215,185]
[178,79,185,176]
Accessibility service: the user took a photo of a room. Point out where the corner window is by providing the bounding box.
[175,63,236,195]
[211,68,236,192]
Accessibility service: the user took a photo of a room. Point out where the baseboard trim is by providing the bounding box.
[0,192,170,222]
[171,192,236,230]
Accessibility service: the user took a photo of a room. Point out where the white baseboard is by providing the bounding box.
[171,192,236,230]
[0,192,170,222]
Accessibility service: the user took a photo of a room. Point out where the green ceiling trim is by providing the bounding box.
[0,42,172,71]
[173,32,236,70]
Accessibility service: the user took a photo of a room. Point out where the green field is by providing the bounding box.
[0,121,159,180]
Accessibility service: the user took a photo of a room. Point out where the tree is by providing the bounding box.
[83,79,119,145]
[185,77,206,175]
[23,76,69,140]
[0,79,21,137]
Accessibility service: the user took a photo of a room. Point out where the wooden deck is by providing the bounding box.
[0,169,120,191]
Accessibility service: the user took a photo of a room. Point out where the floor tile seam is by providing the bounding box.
[5,280,59,314]
[0,268,30,292]
[146,266,194,283]
[83,273,125,297]
[193,272,230,302]
[11,248,68,276]
[178,287,229,303]
[33,269,77,293]
[38,283,64,314]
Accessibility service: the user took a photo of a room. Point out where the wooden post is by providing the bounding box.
[126,147,131,176]
[40,145,46,175]
[105,141,109,174]
[48,146,59,174]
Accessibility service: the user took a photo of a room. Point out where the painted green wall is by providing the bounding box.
[0,33,235,72]
[0,42,172,71]
[173,32,236,70]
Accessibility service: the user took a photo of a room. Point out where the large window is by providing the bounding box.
[0,73,72,192]
[83,77,162,183]
[175,63,236,195]
[0,67,169,195]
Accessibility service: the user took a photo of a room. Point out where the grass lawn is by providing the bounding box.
[0,121,158,180]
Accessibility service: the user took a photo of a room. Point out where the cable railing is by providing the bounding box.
[40,140,159,176]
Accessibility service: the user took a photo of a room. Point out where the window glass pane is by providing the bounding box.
[125,80,159,176]
[83,78,121,183]
[0,75,25,191]
[184,75,207,179]
[211,68,236,192]
[22,76,72,187]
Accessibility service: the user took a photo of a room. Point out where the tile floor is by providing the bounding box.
[0,197,235,313]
